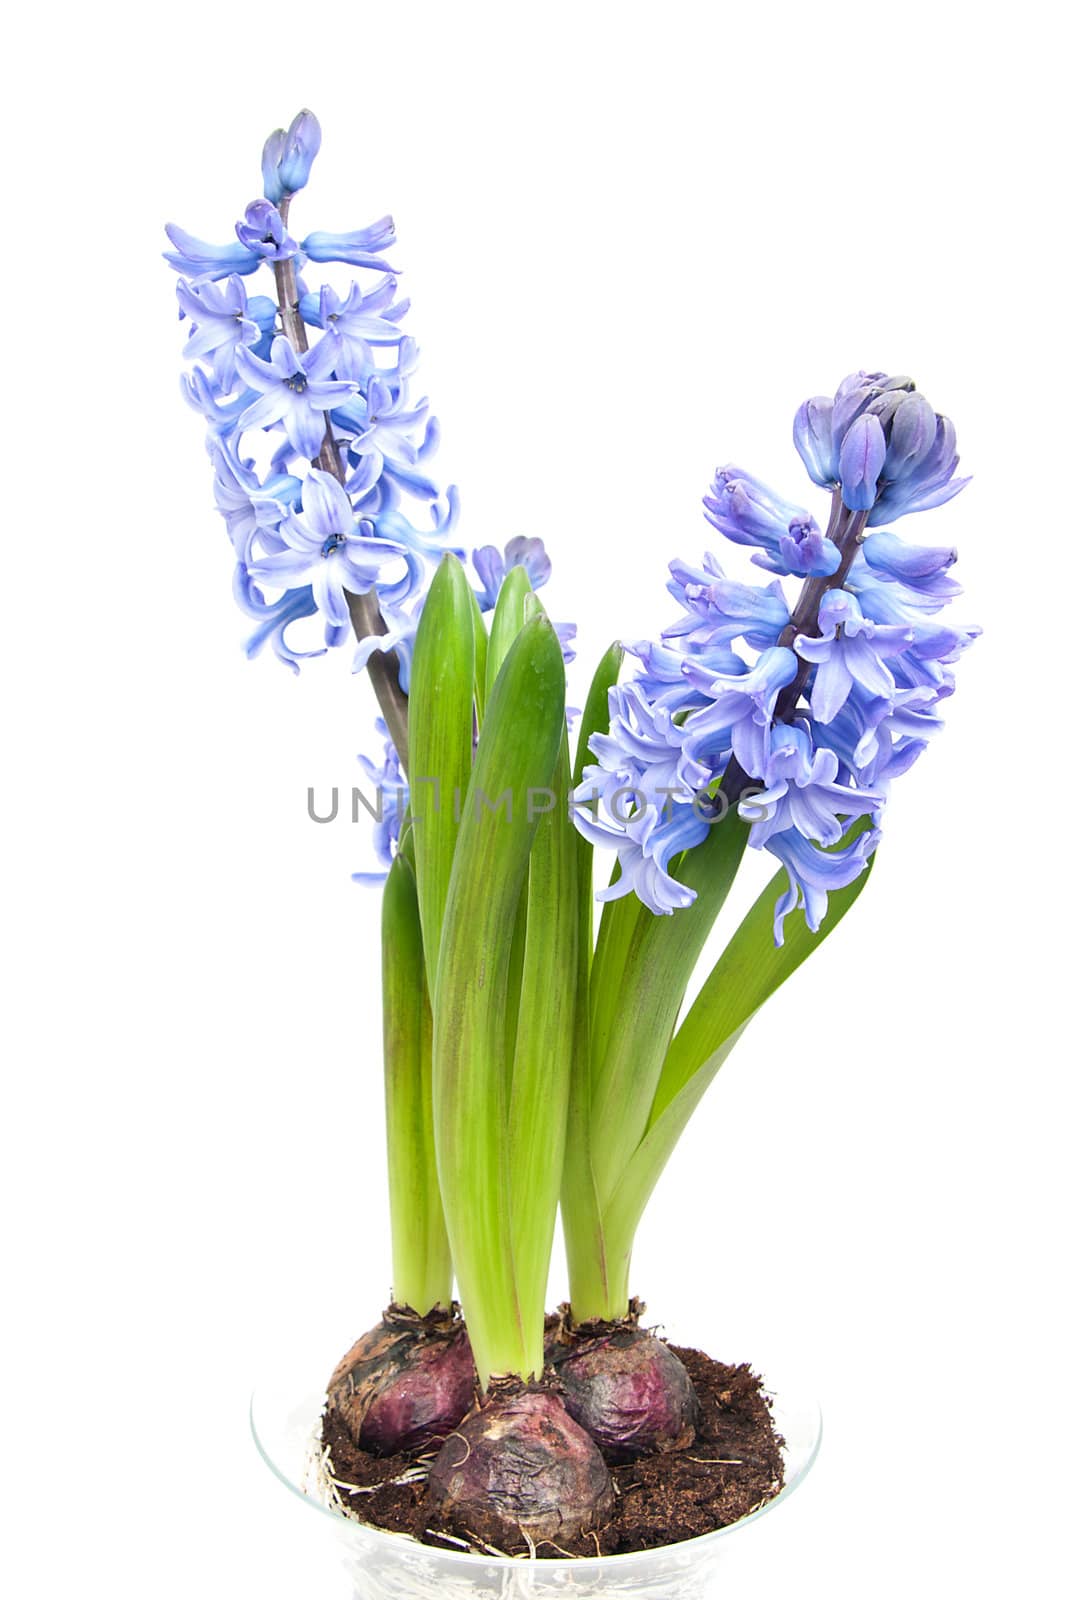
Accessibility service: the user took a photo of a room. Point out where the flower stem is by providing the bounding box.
[720,492,869,803]
[771,493,870,722]
[272,199,410,771]
[561,644,625,1323]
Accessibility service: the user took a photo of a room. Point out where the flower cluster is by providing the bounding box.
[574,373,978,942]
[168,112,571,880]
[165,109,464,680]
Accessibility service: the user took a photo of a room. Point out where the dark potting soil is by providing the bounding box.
[319,1345,784,1558]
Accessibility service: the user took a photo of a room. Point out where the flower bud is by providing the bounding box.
[261,109,322,203]
[879,374,917,393]
[882,392,937,482]
[793,396,836,486]
[834,370,887,401]
[831,375,883,453]
[865,389,911,430]
[277,109,321,194]
[260,127,287,204]
[235,200,299,261]
[838,413,886,511]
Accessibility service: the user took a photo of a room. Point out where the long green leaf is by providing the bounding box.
[561,643,624,1321]
[652,823,877,1123]
[588,884,643,1081]
[487,570,538,1107]
[588,811,750,1203]
[468,585,489,727]
[432,615,566,1385]
[381,851,451,1315]
[485,566,533,689]
[407,555,475,999]
[502,880,528,1105]
[572,643,624,972]
[603,835,876,1259]
[508,729,578,1375]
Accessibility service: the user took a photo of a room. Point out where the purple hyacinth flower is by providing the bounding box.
[575,807,702,914]
[370,486,463,568]
[793,395,837,487]
[261,109,322,203]
[248,468,412,636]
[765,825,879,944]
[351,591,423,690]
[830,371,889,453]
[347,375,432,469]
[163,222,263,281]
[585,685,714,807]
[779,522,841,578]
[680,647,797,778]
[571,685,717,916]
[738,722,883,850]
[235,335,360,460]
[234,200,301,262]
[174,275,264,393]
[702,467,840,579]
[301,218,397,269]
[794,589,914,723]
[555,621,578,664]
[861,531,962,601]
[663,560,791,654]
[180,366,252,434]
[866,413,970,526]
[208,440,299,566]
[881,392,937,481]
[853,685,946,769]
[838,414,887,511]
[307,280,408,382]
[630,638,745,715]
[233,564,322,672]
[351,720,408,885]
[471,537,553,611]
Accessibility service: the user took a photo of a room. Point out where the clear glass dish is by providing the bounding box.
[251,1333,821,1599]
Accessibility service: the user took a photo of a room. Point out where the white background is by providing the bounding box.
[4,2,1064,1596]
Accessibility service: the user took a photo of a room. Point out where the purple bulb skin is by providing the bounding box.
[326,1308,475,1457]
[426,1386,614,1552]
[553,1325,699,1463]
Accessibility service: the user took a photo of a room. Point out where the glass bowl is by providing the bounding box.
[251,1334,821,1599]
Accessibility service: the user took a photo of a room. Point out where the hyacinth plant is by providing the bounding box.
[168,111,977,1553]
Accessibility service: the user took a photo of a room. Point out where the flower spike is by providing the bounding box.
[575,372,976,941]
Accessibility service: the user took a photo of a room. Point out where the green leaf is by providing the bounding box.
[508,730,578,1375]
[485,566,534,690]
[571,643,624,971]
[468,585,489,728]
[407,555,475,999]
[560,643,625,1321]
[588,810,750,1204]
[488,578,541,1103]
[603,829,876,1261]
[588,885,644,1085]
[502,879,528,1106]
[381,851,451,1315]
[432,614,566,1384]
[651,821,877,1124]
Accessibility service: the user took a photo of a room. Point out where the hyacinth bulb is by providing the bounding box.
[426,1387,613,1551]
[552,1323,699,1463]
[326,1310,475,1457]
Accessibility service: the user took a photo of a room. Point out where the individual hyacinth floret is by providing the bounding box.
[573,372,978,943]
